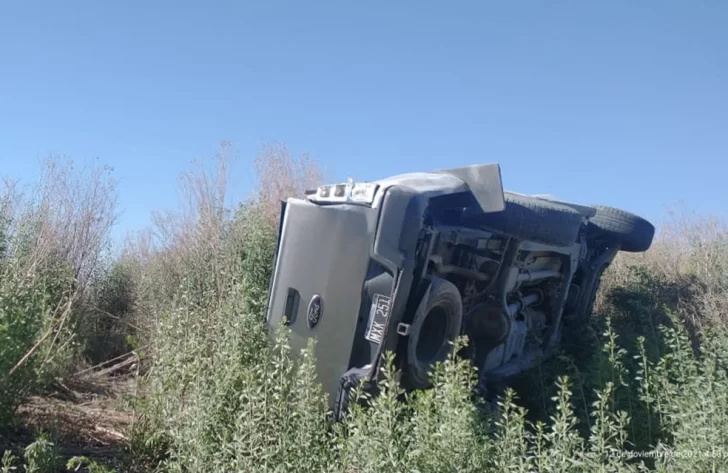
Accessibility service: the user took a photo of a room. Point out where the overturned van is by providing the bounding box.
[264,164,654,420]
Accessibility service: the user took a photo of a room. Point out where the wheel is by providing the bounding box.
[588,205,655,252]
[403,276,463,390]
[463,192,585,247]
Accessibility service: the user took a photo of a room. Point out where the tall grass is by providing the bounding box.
[125,146,728,471]
[121,143,324,470]
[0,157,118,424]
[3,147,728,472]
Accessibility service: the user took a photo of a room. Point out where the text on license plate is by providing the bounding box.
[365,293,391,345]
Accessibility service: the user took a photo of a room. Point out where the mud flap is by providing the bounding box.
[333,366,371,422]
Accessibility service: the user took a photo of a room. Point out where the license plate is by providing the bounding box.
[364,293,391,345]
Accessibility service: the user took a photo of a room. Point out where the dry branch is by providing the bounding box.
[72,348,146,378]
[82,355,137,379]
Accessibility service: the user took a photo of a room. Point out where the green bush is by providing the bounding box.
[1,157,118,430]
[127,204,728,472]
[22,433,60,473]
[1,433,61,473]
[635,323,728,471]
[0,259,75,425]
[83,261,137,364]
[6,151,722,471]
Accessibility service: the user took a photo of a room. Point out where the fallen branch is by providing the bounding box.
[57,446,120,457]
[72,346,147,378]
[82,355,137,379]
[50,379,79,402]
[41,292,80,366]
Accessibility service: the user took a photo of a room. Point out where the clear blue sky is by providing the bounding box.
[2,1,726,242]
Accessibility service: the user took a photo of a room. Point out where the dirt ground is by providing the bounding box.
[1,374,136,469]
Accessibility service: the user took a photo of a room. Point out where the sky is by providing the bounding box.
[1,1,727,242]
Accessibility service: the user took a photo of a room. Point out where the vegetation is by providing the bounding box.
[2,146,728,472]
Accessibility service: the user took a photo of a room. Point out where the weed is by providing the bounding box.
[4,147,728,472]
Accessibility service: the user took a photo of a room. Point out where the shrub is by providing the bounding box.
[83,260,138,364]
[67,456,119,473]
[7,145,725,471]
[0,257,75,425]
[126,153,728,472]
[125,143,323,471]
[634,322,728,472]
[0,156,117,427]
[22,433,60,473]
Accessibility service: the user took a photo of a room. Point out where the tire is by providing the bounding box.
[404,276,463,390]
[464,192,584,247]
[588,205,655,252]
